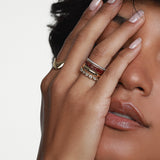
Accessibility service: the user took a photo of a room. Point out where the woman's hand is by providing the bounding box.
[37,0,145,159]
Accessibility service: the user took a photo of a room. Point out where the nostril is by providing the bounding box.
[137,87,144,91]
[117,82,145,92]
[118,82,123,85]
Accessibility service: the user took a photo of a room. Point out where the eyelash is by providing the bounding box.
[113,16,126,25]
[119,47,124,52]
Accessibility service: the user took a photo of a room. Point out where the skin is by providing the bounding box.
[37,0,160,159]
[96,1,160,159]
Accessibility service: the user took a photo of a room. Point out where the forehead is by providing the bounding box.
[119,0,160,18]
[124,0,160,5]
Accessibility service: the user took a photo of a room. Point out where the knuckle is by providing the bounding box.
[40,73,52,95]
[40,70,58,95]
[98,5,108,15]
[118,23,142,41]
[117,49,133,63]
[75,32,85,44]
[51,77,64,95]
[40,76,48,94]
[104,65,118,79]
[92,46,106,58]
[117,50,127,59]
[105,66,112,76]
[65,32,75,45]
[118,51,136,65]
[81,10,91,24]
[67,85,83,103]
[66,88,85,106]
[67,90,78,104]
[122,25,135,37]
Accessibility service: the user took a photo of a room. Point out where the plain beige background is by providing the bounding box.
[0,0,57,159]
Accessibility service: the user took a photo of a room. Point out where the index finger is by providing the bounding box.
[60,0,123,76]
[56,0,103,61]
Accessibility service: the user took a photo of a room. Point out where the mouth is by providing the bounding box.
[105,101,149,131]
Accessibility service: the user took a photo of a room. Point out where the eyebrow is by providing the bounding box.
[113,14,128,24]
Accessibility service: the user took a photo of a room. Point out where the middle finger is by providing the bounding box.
[78,9,145,87]
[89,10,145,67]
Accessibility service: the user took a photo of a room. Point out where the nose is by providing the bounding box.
[119,55,153,96]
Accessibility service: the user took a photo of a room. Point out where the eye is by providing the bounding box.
[118,47,124,52]
[113,15,127,25]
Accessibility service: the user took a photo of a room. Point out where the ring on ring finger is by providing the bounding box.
[80,58,106,81]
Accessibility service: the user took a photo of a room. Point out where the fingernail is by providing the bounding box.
[89,0,101,11]
[129,37,142,49]
[107,0,116,4]
[128,10,144,23]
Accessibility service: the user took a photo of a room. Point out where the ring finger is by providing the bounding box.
[78,9,145,87]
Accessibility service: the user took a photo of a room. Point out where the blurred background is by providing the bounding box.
[0,0,56,159]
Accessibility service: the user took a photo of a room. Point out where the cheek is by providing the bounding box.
[149,79,160,130]
[96,127,160,159]
[156,51,160,62]
[140,79,160,155]
[95,84,160,160]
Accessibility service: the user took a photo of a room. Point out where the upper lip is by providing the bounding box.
[109,100,149,128]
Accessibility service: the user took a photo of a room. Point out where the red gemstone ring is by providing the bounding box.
[85,58,106,75]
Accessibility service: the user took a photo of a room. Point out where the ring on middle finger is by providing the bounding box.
[86,58,106,75]
[80,64,100,81]
[80,58,106,81]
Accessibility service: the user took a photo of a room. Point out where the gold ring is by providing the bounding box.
[80,66,101,81]
[83,64,100,76]
[52,57,65,70]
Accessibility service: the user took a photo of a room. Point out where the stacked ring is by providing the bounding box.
[86,58,105,75]
[80,58,106,81]
[80,64,100,81]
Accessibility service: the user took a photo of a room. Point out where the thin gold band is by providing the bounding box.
[80,64,101,81]
[83,64,100,76]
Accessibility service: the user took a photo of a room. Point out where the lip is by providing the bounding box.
[105,100,149,131]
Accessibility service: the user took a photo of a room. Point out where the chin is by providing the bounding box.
[94,126,152,160]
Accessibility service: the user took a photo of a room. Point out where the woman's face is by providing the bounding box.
[95,0,160,159]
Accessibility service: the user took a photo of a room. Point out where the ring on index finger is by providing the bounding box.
[52,57,65,70]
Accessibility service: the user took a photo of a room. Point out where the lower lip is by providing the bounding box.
[105,112,143,131]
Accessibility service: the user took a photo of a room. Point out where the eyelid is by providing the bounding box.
[113,15,127,25]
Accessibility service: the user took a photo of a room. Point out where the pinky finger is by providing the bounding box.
[92,37,142,98]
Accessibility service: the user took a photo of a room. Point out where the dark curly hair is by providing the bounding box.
[48,0,159,57]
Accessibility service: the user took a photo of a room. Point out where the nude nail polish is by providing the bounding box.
[129,37,142,49]
[129,10,144,23]
[107,0,116,4]
[89,0,101,11]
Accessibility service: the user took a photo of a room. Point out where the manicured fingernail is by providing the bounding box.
[89,0,101,11]
[129,37,142,49]
[129,10,144,23]
[107,0,116,4]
